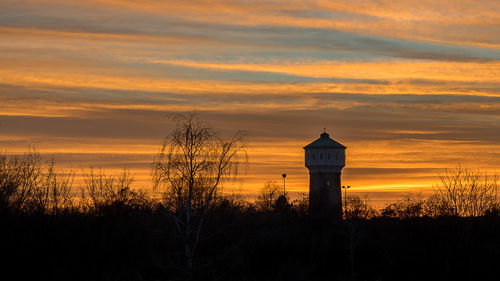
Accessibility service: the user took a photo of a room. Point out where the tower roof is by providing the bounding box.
[303,131,346,149]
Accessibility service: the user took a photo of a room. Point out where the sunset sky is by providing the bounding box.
[1,0,499,206]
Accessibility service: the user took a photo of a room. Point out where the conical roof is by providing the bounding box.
[303,132,346,149]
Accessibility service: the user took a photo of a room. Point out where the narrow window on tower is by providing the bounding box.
[320,153,323,160]
[328,153,331,160]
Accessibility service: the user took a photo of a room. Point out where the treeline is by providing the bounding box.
[1,150,500,281]
[1,150,498,219]
[0,149,149,215]
[255,169,499,220]
[0,150,304,216]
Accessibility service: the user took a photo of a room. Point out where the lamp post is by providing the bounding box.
[342,185,351,218]
[282,173,287,195]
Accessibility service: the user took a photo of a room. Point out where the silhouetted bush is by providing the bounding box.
[381,193,426,218]
[80,168,150,214]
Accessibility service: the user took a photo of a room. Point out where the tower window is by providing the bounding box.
[320,153,323,160]
[328,153,331,160]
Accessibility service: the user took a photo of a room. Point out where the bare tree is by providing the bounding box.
[44,163,75,214]
[0,149,44,212]
[345,195,377,219]
[382,167,499,218]
[434,166,498,217]
[255,180,281,212]
[29,159,75,214]
[381,193,426,218]
[151,113,246,274]
[0,150,77,214]
[81,168,147,212]
[0,152,16,211]
[423,194,453,217]
[291,193,309,215]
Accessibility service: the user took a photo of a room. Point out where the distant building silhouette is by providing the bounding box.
[304,131,346,219]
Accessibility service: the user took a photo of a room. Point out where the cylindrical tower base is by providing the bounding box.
[309,172,342,220]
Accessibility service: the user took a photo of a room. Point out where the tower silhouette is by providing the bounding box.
[304,131,346,219]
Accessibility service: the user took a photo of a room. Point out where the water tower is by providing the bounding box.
[304,131,346,219]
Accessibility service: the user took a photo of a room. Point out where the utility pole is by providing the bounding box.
[282,173,287,195]
[342,185,351,218]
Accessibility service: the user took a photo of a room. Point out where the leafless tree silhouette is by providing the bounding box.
[256,180,281,212]
[381,193,426,218]
[344,195,377,219]
[151,113,246,274]
[0,149,44,212]
[0,150,77,214]
[81,168,148,212]
[29,159,75,214]
[434,166,498,217]
[291,193,309,215]
[423,194,454,217]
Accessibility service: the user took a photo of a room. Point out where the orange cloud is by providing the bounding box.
[151,59,500,83]
[95,0,500,48]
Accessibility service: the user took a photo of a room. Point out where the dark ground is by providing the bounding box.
[1,207,499,281]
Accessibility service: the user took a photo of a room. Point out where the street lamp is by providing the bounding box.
[342,185,351,218]
[282,173,287,195]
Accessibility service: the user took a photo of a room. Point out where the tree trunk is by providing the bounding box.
[185,243,194,279]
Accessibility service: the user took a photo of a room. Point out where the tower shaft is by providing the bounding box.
[309,171,342,219]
